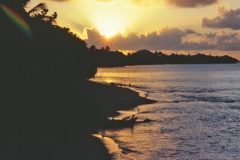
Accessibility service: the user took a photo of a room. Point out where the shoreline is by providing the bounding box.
[0,80,155,160]
[81,81,156,159]
[81,81,156,118]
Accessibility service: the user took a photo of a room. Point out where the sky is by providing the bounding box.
[27,0,240,60]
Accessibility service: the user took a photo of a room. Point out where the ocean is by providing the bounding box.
[92,64,240,160]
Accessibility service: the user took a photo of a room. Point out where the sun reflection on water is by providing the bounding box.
[92,134,122,159]
[92,65,240,159]
[102,103,179,160]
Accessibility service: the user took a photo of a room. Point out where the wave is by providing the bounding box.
[162,88,239,94]
[179,95,238,103]
[229,105,240,110]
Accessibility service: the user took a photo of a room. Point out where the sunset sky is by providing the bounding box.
[27,0,240,60]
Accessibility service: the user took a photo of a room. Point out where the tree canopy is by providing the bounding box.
[0,1,98,116]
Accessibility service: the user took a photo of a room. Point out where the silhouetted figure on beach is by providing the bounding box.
[130,114,138,122]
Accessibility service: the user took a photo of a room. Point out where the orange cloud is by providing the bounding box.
[86,26,240,52]
[164,0,218,7]
[202,6,240,30]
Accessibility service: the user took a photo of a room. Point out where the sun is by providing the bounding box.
[91,10,124,39]
[99,27,116,38]
[98,24,119,39]
[104,33,113,39]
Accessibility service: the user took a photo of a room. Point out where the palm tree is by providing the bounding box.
[28,3,48,16]
[28,3,57,24]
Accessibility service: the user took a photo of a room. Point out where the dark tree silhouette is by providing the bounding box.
[28,3,48,15]
[105,46,110,52]
[28,3,57,24]
[89,48,239,67]
[89,45,96,51]
[1,2,99,159]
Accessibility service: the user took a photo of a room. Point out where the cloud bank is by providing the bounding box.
[202,6,240,30]
[49,0,218,7]
[164,0,218,8]
[85,26,240,52]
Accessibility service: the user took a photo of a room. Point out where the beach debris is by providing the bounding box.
[104,114,153,129]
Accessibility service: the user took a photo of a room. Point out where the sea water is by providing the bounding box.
[92,64,240,160]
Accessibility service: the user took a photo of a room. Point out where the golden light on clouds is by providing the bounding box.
[27,0,240,60]
[93,13,120,38]
[89,7,132,39]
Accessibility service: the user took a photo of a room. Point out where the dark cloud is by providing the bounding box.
[127,0,218,7]
[185,29,196,34]
[85,26,240,52]
[171,30,240,51]
[125,0,219,7]
[202,6,240,30]
[164,0,218,7]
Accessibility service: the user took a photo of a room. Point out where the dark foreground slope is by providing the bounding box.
[0,2,155,159]
[0,1,103,159]
[0,85,110,160]
[0,80,155,160]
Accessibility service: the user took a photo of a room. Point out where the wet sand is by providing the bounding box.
[81,81,156,159]
[81,81,156,117]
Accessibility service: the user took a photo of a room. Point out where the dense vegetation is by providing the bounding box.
[0,1,99,158]
[90,47,239,67]
[1,0,96,90]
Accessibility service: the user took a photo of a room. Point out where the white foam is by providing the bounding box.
[92,134,122,160]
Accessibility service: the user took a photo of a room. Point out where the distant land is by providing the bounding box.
[89,47,239,67]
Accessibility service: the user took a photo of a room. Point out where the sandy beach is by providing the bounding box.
[0,80,155,160]
[80,81,156,159]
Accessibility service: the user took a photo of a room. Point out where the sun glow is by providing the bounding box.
[100,28,116,38]
[97,19,121,39]
[90,7,127,39]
